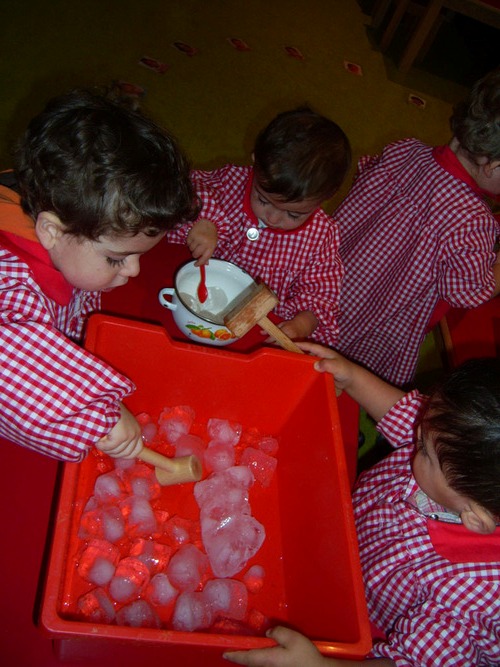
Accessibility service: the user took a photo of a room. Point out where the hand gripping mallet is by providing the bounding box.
[224,282,304,354]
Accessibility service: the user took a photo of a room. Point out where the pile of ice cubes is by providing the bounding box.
[74,406,278,634]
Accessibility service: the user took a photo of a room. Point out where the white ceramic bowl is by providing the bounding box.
[158,259,256,346]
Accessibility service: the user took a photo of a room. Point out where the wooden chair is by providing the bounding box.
[372,0,500,73]
[371,0,396,29]
[399,0,500,73]
[371,0,446,56]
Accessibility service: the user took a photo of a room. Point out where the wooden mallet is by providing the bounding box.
[137,446,202,486]
[224,282,304,354]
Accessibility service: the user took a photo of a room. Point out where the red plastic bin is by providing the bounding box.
[40,314,370,665]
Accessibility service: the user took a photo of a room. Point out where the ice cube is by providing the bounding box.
[93,471,126,504]
[79,501,125,543]
[172,591,213,631]
[207,418,242,446]
[164,515,201,548]
[201,513,266,578]
[77,587,116,624]
[119,495,157,538]
[166,543,209,592]
[113,457,136,472]
[243,565,265,594]
[204,442,235,473]
[241,447,277,487]
[175,433,206,461]
[239,426,262,448]
[141,422,158,443]
[147,573,178,606]
[203,578,248,621]
[109,556,150,603]
[116,599,161,628]
[136,412,157,443]
[129,538,172,574]
[247,607,270,633]
[194,466,254,516]
[158,405,195,443]
[124,463,161,501]
[77,539,120,586]
[257,436,279,456]
[101,505,126,543]
[136,411,152,426]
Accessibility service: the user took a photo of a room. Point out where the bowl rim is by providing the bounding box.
[174,258,256,325]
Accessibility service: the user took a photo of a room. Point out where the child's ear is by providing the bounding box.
[461,502,497,535]
[483,159,500,179]
[35,211,65,250]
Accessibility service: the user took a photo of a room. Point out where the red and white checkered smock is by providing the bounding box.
[166,164,343,345]
[0,193,134,462]
[354,391,500,666]
[334,139,499,386]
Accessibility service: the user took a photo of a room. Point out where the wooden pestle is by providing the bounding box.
[137,446,202,486]
[224,282,304,354]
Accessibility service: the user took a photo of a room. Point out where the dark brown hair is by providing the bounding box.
[15,88,199,239]
[421,357,500,517]
[253,106,351,202]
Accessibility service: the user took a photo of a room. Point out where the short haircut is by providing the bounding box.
[15,88,199,239]
[450,67,500,162]
[420,357,500,518]
[253,106,351,202]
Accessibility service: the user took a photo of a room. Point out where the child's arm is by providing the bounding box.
[265,310,318,342]
[297,342,405,422]
[186,218,218,265]
[95,403,144,458]
[167,166,237,263]
[223,626,395,667]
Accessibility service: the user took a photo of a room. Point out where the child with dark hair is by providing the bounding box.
[224,349,500,667]
[333,67,500,387]
[166,106,351,346]
[0,88,198,461]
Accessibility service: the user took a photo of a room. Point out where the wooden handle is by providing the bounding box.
[137,446,202,485]
[224,283,279,338]
[258,316,304,354]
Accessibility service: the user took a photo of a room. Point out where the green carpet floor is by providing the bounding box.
[0,0,467,190]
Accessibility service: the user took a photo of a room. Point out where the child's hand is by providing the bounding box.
[262,312,318,343]
[223,626,328,667]
[223,626,333,667]
[187,219,218,265]
[95,403,144,459]
[296,341,355,391]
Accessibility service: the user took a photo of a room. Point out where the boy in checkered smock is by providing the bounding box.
[166,107,351,347]
[334,67,500,387]
[225,343,500,667]
[0,89,198,462]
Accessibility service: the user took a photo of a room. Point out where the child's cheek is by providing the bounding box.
[250,200,262,219]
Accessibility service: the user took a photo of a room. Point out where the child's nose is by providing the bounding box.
[266,208,282,226]
[122,256,140,278]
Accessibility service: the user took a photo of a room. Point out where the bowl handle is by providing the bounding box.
[158,287,176,311]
